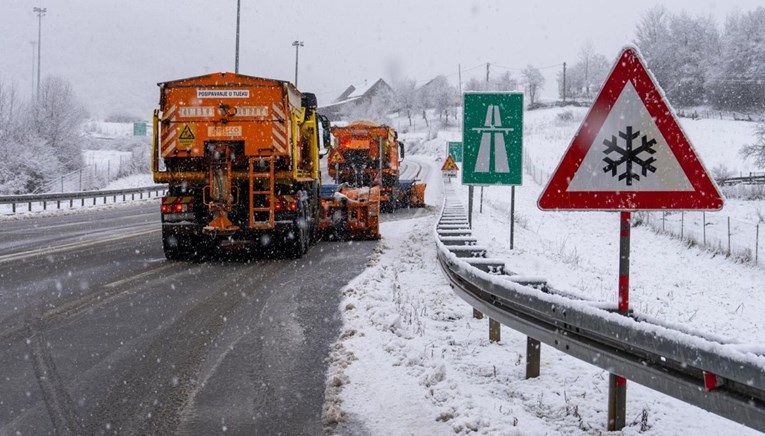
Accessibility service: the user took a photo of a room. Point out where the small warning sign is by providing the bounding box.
[441,155,459,177]
[328,149,346,165]
[178,124,195,149]
[442,155,459,171]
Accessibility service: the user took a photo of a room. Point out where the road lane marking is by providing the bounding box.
[0,227,160,264]
[104,263,178,288]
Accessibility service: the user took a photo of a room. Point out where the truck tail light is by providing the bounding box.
[161,196,193,214]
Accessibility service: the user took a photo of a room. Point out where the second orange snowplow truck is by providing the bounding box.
[328,121,424,211]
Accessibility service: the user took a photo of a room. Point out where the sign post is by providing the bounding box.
[538,46,723,431]
[462,92,523,245]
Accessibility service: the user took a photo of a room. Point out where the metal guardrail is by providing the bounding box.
[0,185,167,214]
[435,181,765,433]
[718,175,765,186]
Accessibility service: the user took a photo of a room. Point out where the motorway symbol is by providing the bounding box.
[473,105,512,173]
[538,46,723,211]
[462,93,523,185]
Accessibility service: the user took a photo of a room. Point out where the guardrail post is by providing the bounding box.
[473,308,483,319]
[12,203,16,213]
[756,224,760,264]
[43,200,47,210]
[28,202,32,212]
[489,318,500,342]
[727,217,731,255]
[56,200,60,209]
[703,212,706,246]
[526,337,540,378]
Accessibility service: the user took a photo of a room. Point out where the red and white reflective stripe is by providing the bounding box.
[161,104,178,157]
[271,103,288,154]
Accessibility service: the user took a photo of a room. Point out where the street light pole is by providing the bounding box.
[33,7,46,100]
[30,41,36,96]
[234,0,241,73]
[292,40,303,86]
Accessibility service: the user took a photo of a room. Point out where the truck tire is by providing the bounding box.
[289,208,310,259]
[162,229,191,261]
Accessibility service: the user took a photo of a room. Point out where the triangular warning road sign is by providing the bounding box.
[442,155,459,171]
[538,47,723,211]
[179,124,195,141]
[327,148,346,165]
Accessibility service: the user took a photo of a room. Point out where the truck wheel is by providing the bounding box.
[162,229,190,261]
[289,210,310,259]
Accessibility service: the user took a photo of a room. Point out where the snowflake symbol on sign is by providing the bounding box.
[602,126,657,186]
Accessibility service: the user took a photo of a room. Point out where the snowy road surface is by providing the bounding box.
[0,203,377,434]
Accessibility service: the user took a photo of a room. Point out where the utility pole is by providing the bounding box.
[30,41,36,96]
[292,40,304,86]
[458,64,462,95]
[485,62,490,84]
[33,7,46,100]
[562,62,567,103]
[234,0,241,73]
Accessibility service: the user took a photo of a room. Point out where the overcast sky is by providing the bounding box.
[1,0,762,118]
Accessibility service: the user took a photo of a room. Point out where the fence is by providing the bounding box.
[0,185,167,215]
[37,158,137,194]
[638,211,762,264]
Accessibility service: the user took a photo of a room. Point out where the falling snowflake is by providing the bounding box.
[602,125,657,186]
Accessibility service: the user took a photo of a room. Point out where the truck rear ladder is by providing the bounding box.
[248,156,275,229]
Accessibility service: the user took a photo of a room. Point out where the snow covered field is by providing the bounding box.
[324,107,764,435]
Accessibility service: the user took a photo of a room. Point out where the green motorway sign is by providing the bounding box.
[462,93,523,185]
[448,141,463,162]
[133,122,147,136]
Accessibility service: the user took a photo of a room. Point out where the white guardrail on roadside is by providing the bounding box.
[0,185,167,214]
[434,178,765,433]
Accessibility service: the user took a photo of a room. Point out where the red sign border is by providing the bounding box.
[538,47,723,211]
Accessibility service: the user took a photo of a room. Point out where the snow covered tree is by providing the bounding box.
[391,77,419,126]
[0,79,20,162]
[464,71,517,93]
[31,76,89,172]
[417,75,458,123]
[557,43,610,100]
[635,7,721,106]
[740,122,765,168]
[521,65,545,106]
[706,7,765,109]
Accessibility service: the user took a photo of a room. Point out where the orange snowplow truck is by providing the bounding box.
[152,72,334,259]
[328,121,404,211]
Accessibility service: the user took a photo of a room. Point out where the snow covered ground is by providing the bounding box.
[323,108,764,435]
[2,107,763,433]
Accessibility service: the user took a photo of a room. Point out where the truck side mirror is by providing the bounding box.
[318,114,331,149]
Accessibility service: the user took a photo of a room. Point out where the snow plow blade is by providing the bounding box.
[319,184,381,240]
[398,179,426,208]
